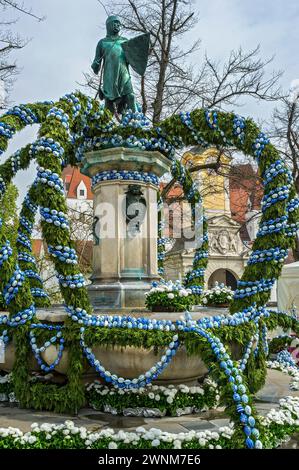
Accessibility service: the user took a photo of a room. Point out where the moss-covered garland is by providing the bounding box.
[0,93,298,448]
[170,159,209,298]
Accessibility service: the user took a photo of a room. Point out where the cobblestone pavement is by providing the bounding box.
[0,369,298,448]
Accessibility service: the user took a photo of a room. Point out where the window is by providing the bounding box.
[79,189,85,197]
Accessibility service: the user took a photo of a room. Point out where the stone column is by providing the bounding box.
[80,147,171,310]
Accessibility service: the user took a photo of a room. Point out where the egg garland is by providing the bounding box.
[179,111,209,148]
[247,247,288,265]
[24,194,37,214]
[80,327,180,389]
[47,107,70,131]
[30,288,49,299]
[169,159,209,295]
[48,245,78,265]
[233,115,246,144]
[261,325,269,357]
[287,197,299,213]
[0,241,13,268]
[256,215,288,236]
[29,329,65,373]
[92,170,159,188]
[185,268,206,282]
[40,207,70,230]
[0,176,6,196]
[35,167,65,194]
[15,188,50,308]
[238,333,259,372]
[189,326,262,449]
[252,133,270,160]
[7,304,35,328]
[0,122,15,142]
[57,273,85,289]
[23,270,43,283]
[234,278,275,299]
[263,160,292,185]
[30,138,65,167]
[261,185,291,212]
[285,222,299,237]
[60,93,82,119]
[0,102,52,157]
[19,216,33,234]
[205,110,234,146]
[5,105,39,126]
[9,150,21,174]
[2,266,25,306]
[0,329,9,346]
[120,109,151,130]
[0,92,298,447]
[78,134,175,157]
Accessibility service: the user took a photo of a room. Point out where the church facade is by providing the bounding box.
[163,148,263,289]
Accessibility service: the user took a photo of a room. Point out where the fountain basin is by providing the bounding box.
[0,307,242,384]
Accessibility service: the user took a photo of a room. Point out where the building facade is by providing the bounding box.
[163,148,263,289]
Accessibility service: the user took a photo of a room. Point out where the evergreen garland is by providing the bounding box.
[0,93,298,448]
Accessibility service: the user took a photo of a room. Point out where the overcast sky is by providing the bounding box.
[2,0,299,204]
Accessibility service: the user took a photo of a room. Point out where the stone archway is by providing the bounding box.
[208,268,238,290]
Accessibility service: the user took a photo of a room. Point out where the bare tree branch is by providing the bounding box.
[89,1,283,123]
[0,0,44,21]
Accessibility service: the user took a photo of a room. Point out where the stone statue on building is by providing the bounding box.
[92,16,150,115]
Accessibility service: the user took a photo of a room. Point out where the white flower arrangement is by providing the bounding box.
[201,282,234,307]
[86,380,219,417]
[0,395,299,449]
[145,280,194,312]
[146,280,192,297]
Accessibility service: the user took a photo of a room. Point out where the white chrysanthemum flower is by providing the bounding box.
[151,439,160,447]
[173,439,182,449]
[108,441,118,449]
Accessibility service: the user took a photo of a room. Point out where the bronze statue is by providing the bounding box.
[92,16,150,115]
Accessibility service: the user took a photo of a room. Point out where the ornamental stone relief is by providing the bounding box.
[209,228,239,255]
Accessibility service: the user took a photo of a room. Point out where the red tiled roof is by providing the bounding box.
[62,166,93,200]
[159,182,184,199]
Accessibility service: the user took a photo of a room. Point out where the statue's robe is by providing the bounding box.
[92,36,133,102]
[92,33,150,103]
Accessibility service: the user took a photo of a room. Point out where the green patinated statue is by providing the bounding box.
[92,16,150,114]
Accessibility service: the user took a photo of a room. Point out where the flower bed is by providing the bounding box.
[0,397,298,449]
[145,281,194,312]
[86,379,219,417]
[201,283,234,307]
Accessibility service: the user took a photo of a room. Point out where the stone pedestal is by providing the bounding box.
[80,147,171,309]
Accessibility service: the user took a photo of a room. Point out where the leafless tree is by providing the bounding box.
[270,86,299,259]
[0,0,44,108]
[85,0,283,123]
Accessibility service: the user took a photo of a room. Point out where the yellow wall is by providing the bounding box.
[182,148,230,212]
